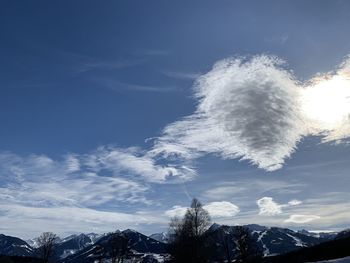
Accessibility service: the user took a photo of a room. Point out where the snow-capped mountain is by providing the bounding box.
[248,225,323,255]
[0,225,347,262]
[60,229,168,263]
[25,233,102,259]
[205,223,330,261]
[0,234,33,257]
[53,233,96,259]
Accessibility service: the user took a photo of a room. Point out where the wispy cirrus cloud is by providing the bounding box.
[77,59,144,73]
[202,179,305,200]
[95,78,178,93]
[0,204,166,239]
[0,150,153,207]
[83,146,196,183]
[285,214,320,224]
[160,70,201,80]
[0,147,196,237]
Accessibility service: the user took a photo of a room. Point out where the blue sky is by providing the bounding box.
[1,0,350,239]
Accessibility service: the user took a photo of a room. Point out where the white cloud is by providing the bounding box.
[204,193,350,230]
[0,151,152,207]
[257,197,283,216]
[99,79,177,93]
[0,174,150,207]
[0,147,197,209]
[284,214,320,224]
[203,201,240,218]
[151,55,350,171]
[164,201,240,219]
[257,197,303,216]
[288,199,302,206]
[65,154,80,173]
[0,148,197,237]
[283,192,350,227]
[164,205,188,218]
[0,204,166,239]
[0,148,196,238]
[84,146,196,183]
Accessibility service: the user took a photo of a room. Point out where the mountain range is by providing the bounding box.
[0,224,347,263]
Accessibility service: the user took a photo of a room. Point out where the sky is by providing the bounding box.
[1,0,350,239]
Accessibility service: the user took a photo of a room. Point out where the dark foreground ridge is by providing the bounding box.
[264,230,350,263]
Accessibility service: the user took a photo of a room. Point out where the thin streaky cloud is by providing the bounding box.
[96,78,179,93]
[0,204,167,239]
[285,215,320,224]
[160,70,201,80]
[202,179,305,200]
[77,59,145,73]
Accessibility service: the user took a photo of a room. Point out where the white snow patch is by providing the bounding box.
[257,230,270,256]
[286,233,306,247]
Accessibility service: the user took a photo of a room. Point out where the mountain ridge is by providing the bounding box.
[0,224,346,263]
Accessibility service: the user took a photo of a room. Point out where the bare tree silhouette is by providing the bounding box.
[37,232,58,263]
[168,198,211,263]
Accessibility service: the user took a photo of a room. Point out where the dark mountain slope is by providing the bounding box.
[0,234,33,257]
[264,235,350,263]
[204,224,326,261]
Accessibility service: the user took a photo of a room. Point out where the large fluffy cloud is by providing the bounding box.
[152,55,350,171]
[257,197,283,216]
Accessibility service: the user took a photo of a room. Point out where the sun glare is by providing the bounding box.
[301,74,350,131]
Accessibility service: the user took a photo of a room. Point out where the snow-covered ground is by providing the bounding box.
[309,256,350,263]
